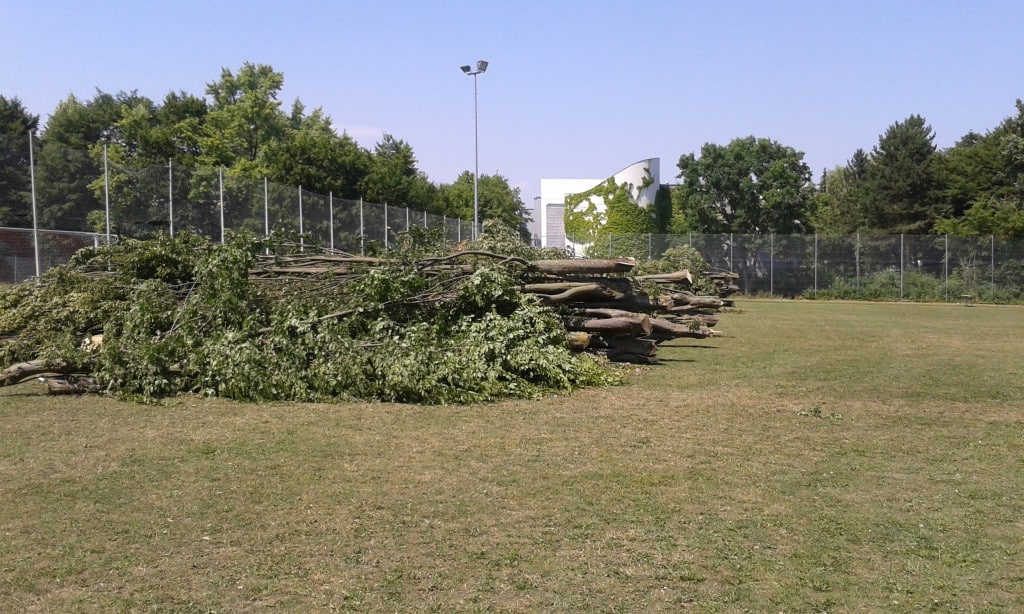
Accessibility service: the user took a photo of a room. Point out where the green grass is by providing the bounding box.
[1,300,1023,611]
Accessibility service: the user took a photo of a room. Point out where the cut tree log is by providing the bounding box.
[0,359,81,386]
[530,283,626,305]
[649,317,712,340]
[528,258,635,276]
[670,293,726,309]
[46,376,100,395]
[604,336,659,363]
[577,295,675,313]
[635,270,694,286]
[565,331,593,351]
[567,314,653,337]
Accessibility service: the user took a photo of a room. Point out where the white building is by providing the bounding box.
[533,158,660,253]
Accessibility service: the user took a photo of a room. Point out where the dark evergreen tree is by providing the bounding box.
[0,96,39,227]
[863,115,941,232]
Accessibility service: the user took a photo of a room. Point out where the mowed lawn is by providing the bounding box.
[1,300,1022,612]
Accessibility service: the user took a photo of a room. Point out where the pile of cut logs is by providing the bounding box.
[519,257,738,364]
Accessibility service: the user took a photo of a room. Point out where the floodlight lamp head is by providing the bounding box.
[460,65,472,74]
[476,60,488,73]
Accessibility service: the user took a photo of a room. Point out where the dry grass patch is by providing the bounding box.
[1,300,1023,611]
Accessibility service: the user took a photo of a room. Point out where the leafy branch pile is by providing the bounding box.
[0,228,608,403]
[0,227,733,403]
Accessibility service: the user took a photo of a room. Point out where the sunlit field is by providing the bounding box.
[2,300,1022,611]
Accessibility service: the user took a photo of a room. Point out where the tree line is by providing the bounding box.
[3,61,1024,241]
[0,62,529,238]
[666,104,1024,239]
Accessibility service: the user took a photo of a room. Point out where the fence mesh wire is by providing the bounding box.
[561,232,1024,302]
[6,145,1024,298]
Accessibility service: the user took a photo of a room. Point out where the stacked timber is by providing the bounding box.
[519,258,729,364]
[250,254,730,365]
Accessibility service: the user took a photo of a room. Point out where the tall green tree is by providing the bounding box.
[35,91,151,230]
[672,136,815,233]
[436,171,530,239]
[932,100,1024,237]
[262,102,370,198]
[360,134,435,209]
[862,114,941,232]
[811,150,873,234]
[199,62,288,176]
[0,96,39,227]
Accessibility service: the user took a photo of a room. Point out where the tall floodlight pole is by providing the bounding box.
[460,60,488,240]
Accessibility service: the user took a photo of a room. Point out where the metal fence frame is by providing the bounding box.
[561,232,1024,302]
[14,142,478,256]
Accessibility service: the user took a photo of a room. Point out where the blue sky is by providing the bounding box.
[3,0,1022,202]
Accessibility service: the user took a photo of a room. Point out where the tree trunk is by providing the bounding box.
[567,314,653,337]
[530,283,625,305]
[0,359,80,386]
[649,317,712,340]
[565,331,593,351]
[670,293,725,309]
[529,258,636,276]
[636,270,694,286]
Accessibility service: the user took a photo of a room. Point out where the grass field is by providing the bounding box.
[1,300,1023,612]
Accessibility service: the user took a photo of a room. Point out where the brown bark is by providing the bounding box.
[532,283,625,305]
[649,317,711,340]
[528,258,636,276]
[568,314,652,337]
[579,295,675,313]
[636,270,694,286]
[0,359,80,386]
[565,331,593,351]
[46,377,100,395]
[605,336,658,356]
[670,293,725,309]
[581,308,643,319]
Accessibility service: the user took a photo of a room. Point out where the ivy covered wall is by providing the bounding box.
[562,158,660,256]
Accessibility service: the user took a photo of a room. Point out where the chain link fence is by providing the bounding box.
[1,141,481,282]
[1,143,480,281]
[0,227,115,283]
[558,233,1024,302]
[104,156,477,250]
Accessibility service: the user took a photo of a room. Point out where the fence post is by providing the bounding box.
[218,166,225,244]
[424,209,428,229]
[991,235,995,294]
[944,234,949,302]
[406,206,410,232]
[384,203,389,250]
[729,233,734,272]
[262,178,269,254]
[855,232,860,292]
[899,234,904,300]
[329,191,335,252]
[103,145,111,244]
[648,233,652,260]
[28,131,40,278]
[359,197,364,255]
[298,186,304,252]
[168,159,174,237]
[814,233,818,294]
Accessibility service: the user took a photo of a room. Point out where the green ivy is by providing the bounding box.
[564,176,656,251]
